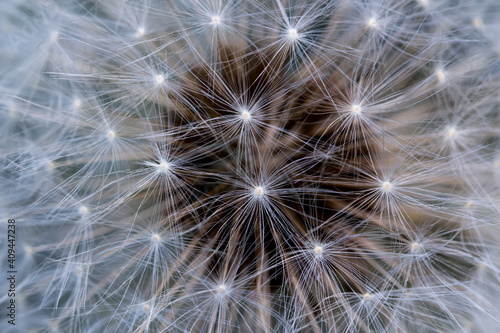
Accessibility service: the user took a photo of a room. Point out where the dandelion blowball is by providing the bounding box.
[2,0,500,332]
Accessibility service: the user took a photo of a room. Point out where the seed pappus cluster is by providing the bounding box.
[1,0,500,332]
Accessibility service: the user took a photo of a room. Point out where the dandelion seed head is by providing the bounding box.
[6,1,500,331]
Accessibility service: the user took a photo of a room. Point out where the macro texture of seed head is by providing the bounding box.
[2,0,500,332]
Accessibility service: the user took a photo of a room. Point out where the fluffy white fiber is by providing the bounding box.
[1,0,500,332]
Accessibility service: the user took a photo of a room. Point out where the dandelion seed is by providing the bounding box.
[157,160,170,173]
[472,17,484,29]
[418,0,429,8]
[465,321,475,330]
[351,104,362,115]
[73,99,82,109]
[49,321,60,331]
[367,18,378,29]
[155,74,165,85]
[211,16,221,26]
[107,130,116,140]
[241,109,251,121]
[50,31,59,42]
[218,284,227,294]
[382,181,392,191]
[410,242,421,252]
[8,105,17,118]
[254,186,264,196]
[287,28,299,40]
[75,266,84,276]
[151,233,161,243]
[447,127,457,140]
[6,1,500,331]
[78,206,89,216]
[436,69,447,84]
[314,245,323,256]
